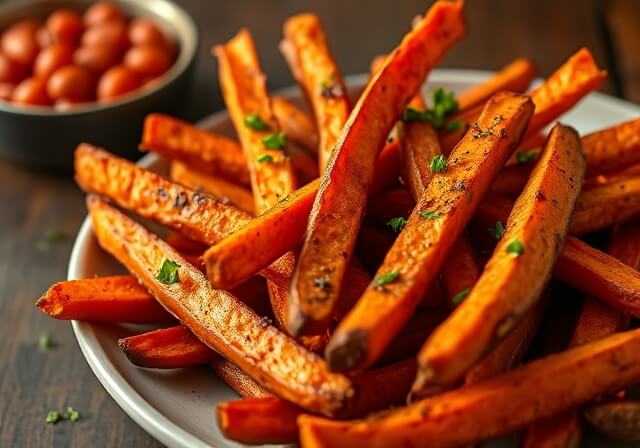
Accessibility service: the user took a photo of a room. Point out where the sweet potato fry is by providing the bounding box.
[289,1,466,337]
[583,118,640,176]
[464,298,545,384]
[366,187,414,224]
[584,401,640,441]
[218,358,417,445]
[75,144,292,288]
[413,124,585,395]
[203,141,400,292]
[272,96,319,153]
[570,175,640,235]
[476,194,640,317]
[170,161,255,215]
[139,113,251,186]
[326,92,534,372]
[523,219,640,446]
[218,396,301,445]
[87,196,352,415]
[164,231,208,254]
[281,13,350,173]
[523,411,583,448]
[214,29,297,212]
[210,356,272,399]
[36,275,172,323]
[441,48,607,154]
[490,162,533,198]
[119,326,215,368]
[455,58,537,112]
[298,328,640,448]
[398,94,480,306]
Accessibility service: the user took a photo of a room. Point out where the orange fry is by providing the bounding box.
[289,1,466,337]
[326,92,534,372]
[272,96,319,153]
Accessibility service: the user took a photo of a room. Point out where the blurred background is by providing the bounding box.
[178,0,639,120]
[1,0,639,446]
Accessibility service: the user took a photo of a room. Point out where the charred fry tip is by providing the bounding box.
[286,305,307,338]
[117,338,145,367]
[324,329,368,372]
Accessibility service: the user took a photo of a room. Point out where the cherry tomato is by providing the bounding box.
[123,44,170,78]
[83,2,125,27]
[0,53,26,83]
[128,19,166,48]
[0,82,15,101]
[1,20,41,66]
[12,77,50,105]
[97,65,140,100]
[73,44,119,75]
[34,44,74,79]
[36,27,53,48]
[46,65,94,102]
[46,9,84,45]
[81,20,129,53]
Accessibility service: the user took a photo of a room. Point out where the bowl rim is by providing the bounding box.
[0,0,198,117]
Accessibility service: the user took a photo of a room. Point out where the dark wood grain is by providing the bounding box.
[0,0,637,447]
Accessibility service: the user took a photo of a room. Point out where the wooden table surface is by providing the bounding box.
[1,0,638,446]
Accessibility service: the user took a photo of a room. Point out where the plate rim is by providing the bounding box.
[68,68,640,448]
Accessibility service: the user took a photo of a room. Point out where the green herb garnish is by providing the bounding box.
[419,210,441,220]
[386,216,407,233]
[244,113,270,131]
[66,407,80,422]
[46,411,62,424]
[516,150,539,164]
[256,154,273,163]
[430,87,459,128]
[376,271,400,286]
[261,132,286,149]
[506,239,524,257]
[488,221,505,241]
[451,287,470,305]
[39,333,55,350]
[430,154,448,172]
[314,277,330,289]
[156,259,181,285]
[402,107,430,123]
[445,120,464,132]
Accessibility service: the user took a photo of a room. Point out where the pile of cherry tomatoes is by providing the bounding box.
[0,2,176,109]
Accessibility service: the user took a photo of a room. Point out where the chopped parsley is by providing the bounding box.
[402,107,430,124]
[445,120,464,132]
[488,221,505,241]
[46,411,62,424]
[156,259,181,285]
[66,407,80,422]
[451,287,470,305]
[516,150,539,164]
[256,154,273,163]
[314,277,330,289]
[244,113,270,131]
[261,132,286,149]
[401,88,459,131]
[430,154,448,172]
[386,216,407,233]
[39,333,55,350]
[506,239,524,257]
[419,210,441,220]
[376,271,400,286]
[46,229,66,242]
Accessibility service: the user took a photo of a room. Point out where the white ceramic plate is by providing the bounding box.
[69,70,640,448]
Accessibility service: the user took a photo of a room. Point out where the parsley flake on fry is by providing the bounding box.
[489,221,505,240]
[243,113,270,131]
[261,132,287,149]
[386,217,408,233]
[430,154,448,172]
[506,239,525,257]
[156,259,181,285]
[376,271,400,286]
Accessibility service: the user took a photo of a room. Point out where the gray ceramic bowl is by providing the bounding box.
[0,0,198,172]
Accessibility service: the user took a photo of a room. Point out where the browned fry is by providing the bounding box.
[211,356,272,399]
[455,57,537,112]
[281,13,350,173]
[414,124,585,396]
[272,96,319,153]
[170,161,255,215]
[326,92,534,373]
[289,0,466,338]
[298,328,640,448]
[87,196,352,415]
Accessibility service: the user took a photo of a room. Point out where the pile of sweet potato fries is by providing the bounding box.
[37,0,640,445]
